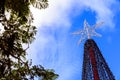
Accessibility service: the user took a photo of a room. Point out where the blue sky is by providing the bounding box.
[28,0,120,80]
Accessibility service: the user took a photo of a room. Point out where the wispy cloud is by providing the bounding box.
[30,0,75,28]
[28,0,120,80]
[77,0,119,29]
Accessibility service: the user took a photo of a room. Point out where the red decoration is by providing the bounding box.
[89,47,100,80]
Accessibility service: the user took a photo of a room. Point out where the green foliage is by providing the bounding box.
[32,0,48,9]
[4,0,48,24]
[0,0,58,80]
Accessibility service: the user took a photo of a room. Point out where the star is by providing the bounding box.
[72,20,104,45]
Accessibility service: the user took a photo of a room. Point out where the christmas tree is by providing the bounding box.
[72,20,115,80]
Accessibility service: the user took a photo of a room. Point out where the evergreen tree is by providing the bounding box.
[0,0,58,80]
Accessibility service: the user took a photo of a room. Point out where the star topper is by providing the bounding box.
[72,20,104,45]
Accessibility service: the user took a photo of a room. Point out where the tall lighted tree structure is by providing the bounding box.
[72,20,115,80]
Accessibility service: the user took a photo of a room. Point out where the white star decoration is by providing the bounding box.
[72,20,104,45]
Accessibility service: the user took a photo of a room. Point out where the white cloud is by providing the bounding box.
[27,0,119,80]
[31,0,119,29]
[30,0,75,28]
[77,0,119,29]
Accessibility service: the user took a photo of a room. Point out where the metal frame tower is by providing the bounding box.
[82,39,115,80]
[72,20,115,80]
